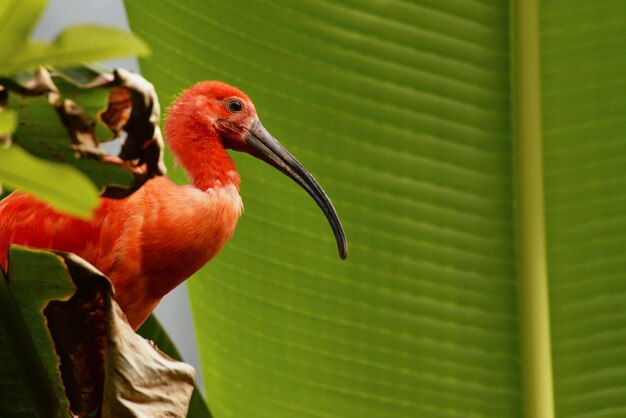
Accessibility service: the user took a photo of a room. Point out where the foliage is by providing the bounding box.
[0,110,17,134]
[125,0,626,417]
[0,247,198,417]
[0,144,101,217]
[0,0,149,217]
[0,248,74,416]
[0,0,149,76]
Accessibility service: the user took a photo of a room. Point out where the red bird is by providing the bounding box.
[0,81,347,329]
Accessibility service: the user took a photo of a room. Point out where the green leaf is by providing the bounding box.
[0,0,46,64]
[0,247,200,417]
[0,0,149,77]
[4,25,150,76]
[138,315,213,418]
[0,144,99,218]
[0,110,17,135]
[127,1,517,417]
[0,247,75,417]
[540,2,626,417]
[125,1,626,417]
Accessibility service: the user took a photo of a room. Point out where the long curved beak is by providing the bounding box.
[244,120,348,260]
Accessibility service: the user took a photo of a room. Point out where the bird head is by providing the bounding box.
[167,81,348,259]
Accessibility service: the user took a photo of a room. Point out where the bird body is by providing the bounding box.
[0,81,346,330]
[0,175,242,327]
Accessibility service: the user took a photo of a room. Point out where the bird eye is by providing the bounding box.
[227,99,243,113]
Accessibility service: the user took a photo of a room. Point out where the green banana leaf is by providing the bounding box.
[125,0,626,417]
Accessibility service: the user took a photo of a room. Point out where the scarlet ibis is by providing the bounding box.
[0,81,347,329]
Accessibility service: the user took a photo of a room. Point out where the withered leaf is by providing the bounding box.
[55,97,108,159]
[43,251,196,418]
[103,303,195,418]
[44,253,111,416]
[108,68,167,179]
[1,66,166,199]
[101,87,132,134]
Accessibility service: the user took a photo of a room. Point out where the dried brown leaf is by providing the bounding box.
[108,68,167,178]
[1,66,167,198]
[55,97,107,159]
[21,66,59,96]
[103,303,195,418]
[100,87,132,134]
[44,253,195,418]
[44,253,110,416]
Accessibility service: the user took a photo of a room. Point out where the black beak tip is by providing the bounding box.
[339,242,348,260]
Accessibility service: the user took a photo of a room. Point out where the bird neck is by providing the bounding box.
[173,133,241,191]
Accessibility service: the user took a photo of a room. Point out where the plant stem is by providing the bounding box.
[513,0,554,417]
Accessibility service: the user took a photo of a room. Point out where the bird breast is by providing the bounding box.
[132,178,243,297]
[107,177,242,328]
